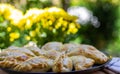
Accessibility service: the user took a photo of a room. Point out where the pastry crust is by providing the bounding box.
[52,54,73,72]
[0,42,109,72]
[25,46,44,56]
[79,44,109,64]
[42,50,62,60]
[66,44,108,64]
[0,50,29,61]
[41,42,66,52]
[13,56,53,72]
[5,46,35,57]
[70,56,95,71]
[0,50,29,68]
[63,43,80,53]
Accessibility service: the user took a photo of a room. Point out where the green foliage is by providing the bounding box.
[0,0,120,56]
[0,4,80,49]
[107,4,120,56]
[26,0,52,9]
[70,0,119,49]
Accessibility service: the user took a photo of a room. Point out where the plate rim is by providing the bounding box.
[0,58,112,74]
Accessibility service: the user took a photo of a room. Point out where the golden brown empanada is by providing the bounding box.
[13,56,53,72]
[41,42,66,52]
[63,43,80,53]
[66,44,108,64]
[52,54,73,72]
[0,60,17,68]
[0,42,109,73]
[0,50,29,61]
[70,56,94,71]
[79,44,109,64]
[25,46,44,56]
[43,50,62,60]
[0,57,28,69]
[0,50,30,68]
[5,46,35,57]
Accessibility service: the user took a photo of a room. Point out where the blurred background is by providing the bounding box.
[0,0,120,56]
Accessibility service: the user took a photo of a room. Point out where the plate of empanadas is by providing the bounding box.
[0,42,111,74]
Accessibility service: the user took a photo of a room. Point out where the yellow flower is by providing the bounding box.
[24,8,44,23]
[71,28,78,34]
[46,7,67,15]
[69,23,76,28]
[55,22,61,29]
[68,23,78,34]
[2,8,12,20]
[10,38,14,42]
[25,35,31,40]
[41,19,49,28]
[47,15,55,22]
[7,27,11,32]
[62,21,68,28]
[29,30,36,37]
[48,20,53,25]
[62,27,66,31]
[9,32,20,40]
[17,18,26,30]
[25,19,33,29]
[8,10,25,30]
[35,28,40,33]
[0,4,14,15]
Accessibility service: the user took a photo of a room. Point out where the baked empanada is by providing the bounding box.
[43,50,62,60]
[25,46,44,56]
[41,42,66,52]
[0,50,29,68]
[63,43,80,53]
[13,56,53,72]
[5,46,35,57]
[52,54,73,72]
[70,56,94,71]
[79,44,109,64]
[0,50,29,61]
[66,44,108,64]
[0,42,109,73]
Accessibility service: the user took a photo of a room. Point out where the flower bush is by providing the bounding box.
[0,3,80,48]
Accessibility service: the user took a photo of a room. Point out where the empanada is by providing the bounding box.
[0,50,29,68]
[25,46,44,56]
[52,54,73,72]
[13,56,53,72]
[0,42,109,73]
[0,50,29,61]
[70,56,94,71]
[5,46,35,57]
[66,44,108,64]
[63,43,80,53]
[41,42,66,52]
[79,44,109,64]
[43,50,62,60]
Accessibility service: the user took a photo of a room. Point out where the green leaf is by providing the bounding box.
[0,32,5,37]
[0,16,4,22]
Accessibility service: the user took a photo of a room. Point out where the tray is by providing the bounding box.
[1,59,111,74]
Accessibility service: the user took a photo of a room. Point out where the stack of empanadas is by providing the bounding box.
[0,42,109,73]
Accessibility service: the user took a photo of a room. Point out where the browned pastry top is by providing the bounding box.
[0,42,109,73]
